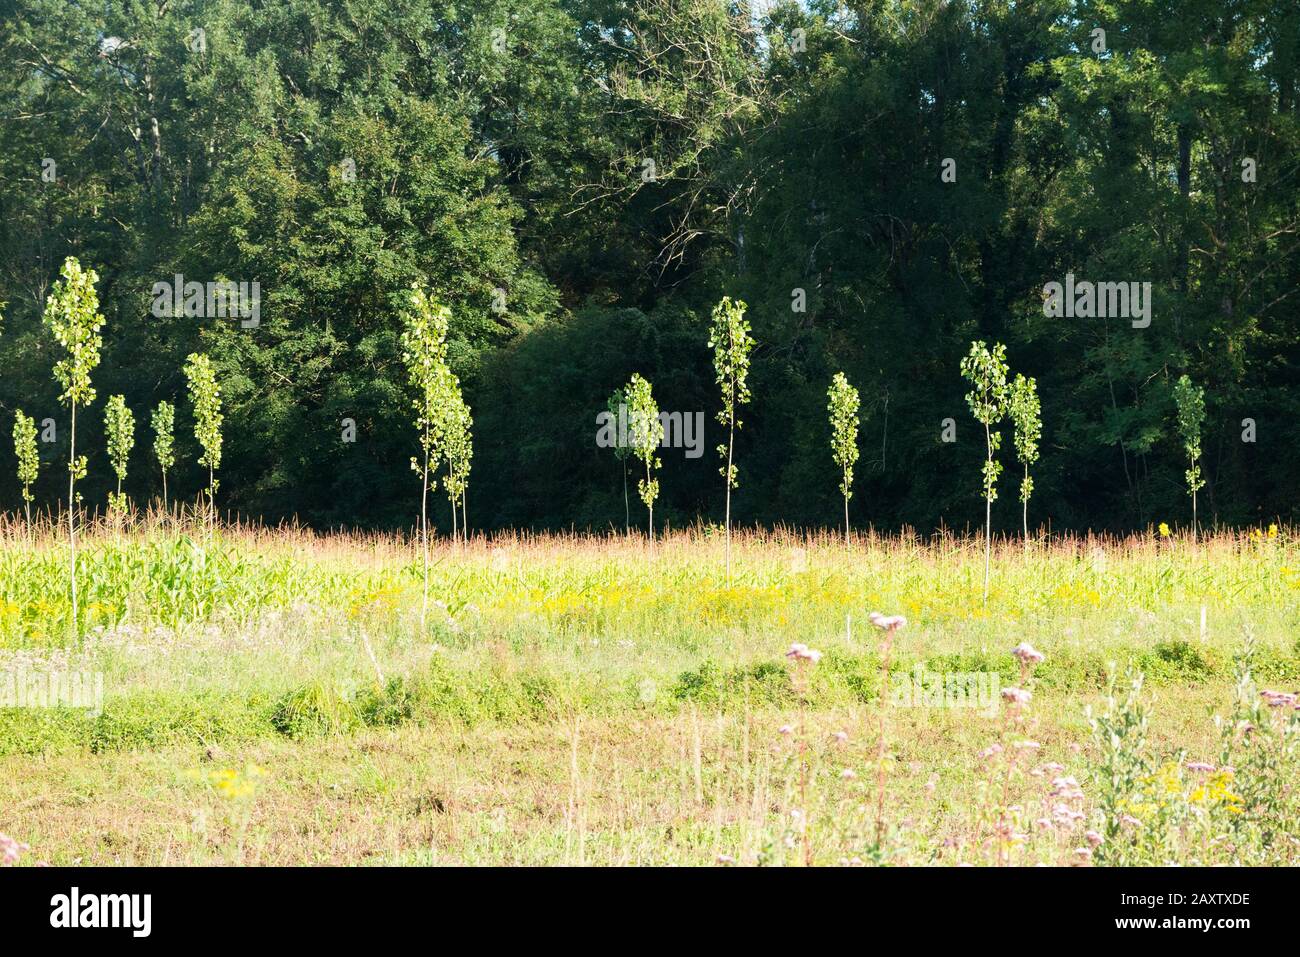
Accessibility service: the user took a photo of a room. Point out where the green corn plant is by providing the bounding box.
[1007,373,1041,547]
[960,340,1010,602]
[401,283,451,628]
[442,368,473,544]
[709,296,753,581]
[625,373,664,541]
[152,400,176,512]
[826,372,860,547]
[184,353,224,531]
[44,256,105,629]
[13,410,38,527]
[1172,374,1206,540]
[104,394,135,516]
[607,389,632,534]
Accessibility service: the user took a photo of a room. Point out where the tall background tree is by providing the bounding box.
[0,0,1295,534]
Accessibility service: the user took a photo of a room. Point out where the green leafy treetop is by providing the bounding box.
[401,283,453,627]
[401,283,452,489]
[185,353,224,525]
[1172,374,1207,534]
[827,372,860,545]
[46,258,104,409]
[153,400,176,510]
[709,295,753,579]
[104,394,136,513]
[1008,373,1042,541]
[960,340,1010,601]
[625,373,664,540]
[13,410,38,524]
[43,256,105,630]
[960,340,1010,502]
[45,256,104,493]
[709,296,753,490]
[442,367,474,541]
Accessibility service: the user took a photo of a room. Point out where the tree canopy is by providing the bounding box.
[1,0,1296,532]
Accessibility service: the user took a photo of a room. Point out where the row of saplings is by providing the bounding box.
[7,258,225,626]
[7,257,481,633]
[8,257,1213,629]
[596,299,1209,603]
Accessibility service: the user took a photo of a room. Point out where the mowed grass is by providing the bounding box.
[1,516,1297,865]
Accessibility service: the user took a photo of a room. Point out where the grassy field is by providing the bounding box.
[1,516,1297,866]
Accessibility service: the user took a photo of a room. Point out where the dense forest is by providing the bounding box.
[0,0,1296,533]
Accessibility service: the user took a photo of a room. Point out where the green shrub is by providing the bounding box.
[269,681,359,739]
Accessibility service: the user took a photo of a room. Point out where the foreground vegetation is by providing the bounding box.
[1,517,1297,865]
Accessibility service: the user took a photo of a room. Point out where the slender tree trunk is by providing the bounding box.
[622,460,629,535]
[68,401,78,631]
[646,458,654,542]
[461,491,467,544]
[448,460,457,544]
[420,444,429,630]
[161,468,168,513]
[983,422,992,603]
[1022,463,1029,549]
[725,415,734,582]
[843,468,850,548]
[1191,457,1198,542]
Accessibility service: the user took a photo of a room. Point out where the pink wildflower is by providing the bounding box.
[785,642,823,663]
[1261,690,1297,707]
[1011,642,1045,665]
[867,612,907,631]
[1002,687,1031,705]
[0,833,26,867]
